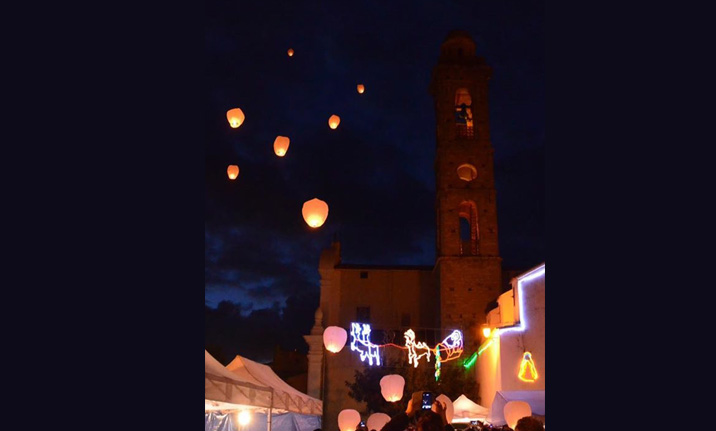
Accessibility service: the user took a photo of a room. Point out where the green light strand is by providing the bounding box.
[463,337,497,369]
[477,338,494,356]
[463,352,477,369]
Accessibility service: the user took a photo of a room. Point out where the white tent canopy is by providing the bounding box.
[451,394,488,423]
[486,390,545,426]
[205,350,274,412]
[226,355,322,416]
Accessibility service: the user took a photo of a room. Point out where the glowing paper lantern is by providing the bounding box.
[287,48,294,57]
[338,409,361,431]
[367,413,390,431]
[302,198,329,228]
[323,326,348,353]
[237,410,251,426]
[503,401,531,430]
[227,165,239,180]
[357,84,365,94]
[379,374,405,402]
[274,136,290,157]
[226,108,245,128]
[328,115,341,129]
[436,394,454,423]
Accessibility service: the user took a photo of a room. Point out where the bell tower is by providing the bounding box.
[430,31,502,350]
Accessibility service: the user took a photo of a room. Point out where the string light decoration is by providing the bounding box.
[463,265,545,368]
[404,329,431,368]
[436,330,464,362]
[463,352,477,369]
[346,323,463,377]
[434,348,441,380]
[434,330,464,380]
[350,322,381,366]
[518,351,538,382]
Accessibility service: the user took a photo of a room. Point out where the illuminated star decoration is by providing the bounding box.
[350,322,381,366]
[404,329,432,368]
[518,351,538,382]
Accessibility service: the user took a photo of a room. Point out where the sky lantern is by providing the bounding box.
[274,136,290,157]
[357,84,365,94]
[338,409,361,431]
[226,108,245,128]
[366,413,390,431]
[379,375,405,402]
[328,115,340,129]
[503,401,532,430]
[227,165,239,180]
[302,198,329,228]
[287,48,294,57]
[323,326,348,353]
[436,394,454,423]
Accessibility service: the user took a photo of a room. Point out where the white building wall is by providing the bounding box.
[476,265,545,409]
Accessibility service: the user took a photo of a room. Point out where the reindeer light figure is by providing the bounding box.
[404,329,432,368]
[350,322,381,366]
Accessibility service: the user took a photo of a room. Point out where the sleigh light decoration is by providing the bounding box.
[345,322,463,379]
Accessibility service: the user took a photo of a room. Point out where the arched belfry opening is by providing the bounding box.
[458,200,478,255]
[455,88,474,138]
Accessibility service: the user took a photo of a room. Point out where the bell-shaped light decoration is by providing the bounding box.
[227,165,239,180]
[518,352,539,382]
[226,108,245,128]
[302,198,329,228]
[287,48,294,57]
[366,413,390,431]
[357,84,365,94]
[328,115,341,129]
[274,136,290,157]
[323,326,348,353]
[379,374,405,402]
[436,394,454,423]
[503,401,532,430]
[338,409,361,431]
[482,327,492,338]
[237,410,252,426]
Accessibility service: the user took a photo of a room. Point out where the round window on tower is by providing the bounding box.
[457,164,477,182]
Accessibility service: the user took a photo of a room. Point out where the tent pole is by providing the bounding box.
[268,389,274,431]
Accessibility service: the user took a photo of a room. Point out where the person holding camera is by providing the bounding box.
[380,391,454,431]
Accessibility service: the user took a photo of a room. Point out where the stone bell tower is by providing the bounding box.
[430,31,502,351]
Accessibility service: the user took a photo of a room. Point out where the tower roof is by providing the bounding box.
[439,30,477,61]
[444,30,474,43]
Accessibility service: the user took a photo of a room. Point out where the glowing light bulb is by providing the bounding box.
[238,410,251,426]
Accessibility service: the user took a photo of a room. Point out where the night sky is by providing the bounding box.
[205,0,544,364]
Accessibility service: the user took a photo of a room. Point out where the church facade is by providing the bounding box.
[303,31,509,431]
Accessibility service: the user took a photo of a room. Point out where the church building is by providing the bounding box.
[303,31,520,431]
